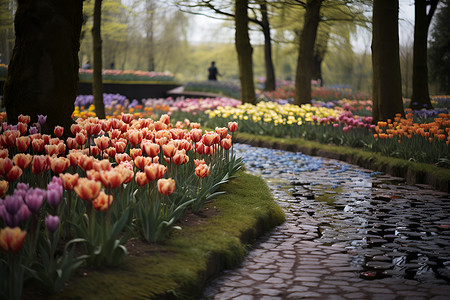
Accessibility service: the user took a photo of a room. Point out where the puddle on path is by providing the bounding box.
[234,143,450,284]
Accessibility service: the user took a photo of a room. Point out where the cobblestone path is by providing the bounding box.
[203,144,450,300]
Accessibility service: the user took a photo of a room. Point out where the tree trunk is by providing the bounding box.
[235,0,256,104]
[3,0,83,135]
[294,0,322,106]
[410,0,438,110]
[371,0,404,122]
[260,3,276,91]
[92,0,105,119]
[313,36,328,87]
[146,0,156,71]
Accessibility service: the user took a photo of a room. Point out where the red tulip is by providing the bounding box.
[32,155,51,174]
[54,126,64,138]
[5,166,22,182]
[99,170,123,189]
[0,158,13,176]
[130,148,142,160]
[0,149,8,159]
[134,156,152,170]
[228,122,238,132]
[94,136,110,151]
[220,138,232,150]
[32,138,45,153]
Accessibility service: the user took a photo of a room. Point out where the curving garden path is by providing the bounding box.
[203,144,450,300]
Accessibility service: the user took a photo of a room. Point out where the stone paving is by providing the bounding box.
[203,144,450,299]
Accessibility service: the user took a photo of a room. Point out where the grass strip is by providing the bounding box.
[38,171,284,300]
[235,132,450,192]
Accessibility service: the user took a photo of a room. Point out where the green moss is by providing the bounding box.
[40,172,284,300]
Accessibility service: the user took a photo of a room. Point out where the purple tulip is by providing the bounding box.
[4,195,23,215]
[25,190,45,214]
[16,182,30,191]
[29,126,38,134]
[47,189,62,209]
[19,204,31,222]
[38,114,47,125]
[45,215,60,233]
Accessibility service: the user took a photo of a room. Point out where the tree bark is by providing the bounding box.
[146,0,155,71]
[3,0,83,135]
[410,0,438,110]
[92,0,105,119]
[371,0,404,122]
[260,2,276,91]
[235,0,256,104]
[294,0,322,106]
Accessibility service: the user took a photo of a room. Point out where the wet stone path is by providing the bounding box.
[203,144,450,299]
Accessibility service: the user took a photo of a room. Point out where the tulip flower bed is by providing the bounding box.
[0,112,242,299]
[206,101,450,167]
[259,82,372,102]
[73,95,240,122]
[78,69,175,82]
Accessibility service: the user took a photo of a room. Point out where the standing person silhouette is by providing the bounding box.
[208,61,221,81]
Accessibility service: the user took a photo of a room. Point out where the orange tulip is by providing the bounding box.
[228,122,238,132]
[154,121,167,131]
[42,134,51,145]
[32,138,45,153]
[162,142,177,158]
[60,173,79,191]
[195,164,210,178]
[54,126,64,138]
[130,148,142,160]
[86,169,101,181]
[0,180,8,198]
[128,130,143,147]
[0,157,14,176]
[215,127,228,139]
[115,153,131,165]
[66,137,78,150]
[115,141,127,154]
[45,144,59,156]
[145,163,167,181]
[93,159,112,172]
[15,136,31,152]
[13,154,32,170]
[50,157,70,174]
[4,130,20,148]
[116,164,134,184]
[18,114,31,124]
[17,122,28,136]
[67,151,81,167]
[141,141,160,157]
[99,169,123,189]
[74,178,101,201]
[135,171,149,186]
[93,191,113,212]
[157,178,175,196]
[134,156,152,170]
[94,136,110,151]
[0,227,27,253]
[202,132,220,146]
[121,113,134,124]
[90,146,101,157]
[78,154,95,172]
[105,147,117,158]
[172,149,189,165]
[75,132,87,147]
[190,129,203,143]
[160,114,170,125]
